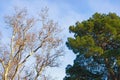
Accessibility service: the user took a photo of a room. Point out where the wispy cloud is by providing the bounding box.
[0,0,120,80]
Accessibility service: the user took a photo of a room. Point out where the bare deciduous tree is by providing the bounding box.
[0,7,63,80]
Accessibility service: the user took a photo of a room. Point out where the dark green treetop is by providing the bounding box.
[64,13,120,80]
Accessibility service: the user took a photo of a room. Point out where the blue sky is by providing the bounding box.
[0,0,120,80]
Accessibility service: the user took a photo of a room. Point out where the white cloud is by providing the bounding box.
[2,0,120,80]
[0,0,79,80]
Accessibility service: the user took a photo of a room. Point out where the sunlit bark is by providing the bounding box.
[0,7,63,80]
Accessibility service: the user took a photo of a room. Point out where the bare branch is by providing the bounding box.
[1,7,63,80]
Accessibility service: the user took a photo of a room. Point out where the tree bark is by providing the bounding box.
[105,58,117,80]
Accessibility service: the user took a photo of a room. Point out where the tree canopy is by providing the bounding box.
[0,8,63,80]
[64,13,120,80]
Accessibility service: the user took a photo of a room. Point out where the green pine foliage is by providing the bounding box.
[64,13,120,80]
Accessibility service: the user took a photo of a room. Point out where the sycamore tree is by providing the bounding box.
[64,13,120,80]
[0,7,63,80]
